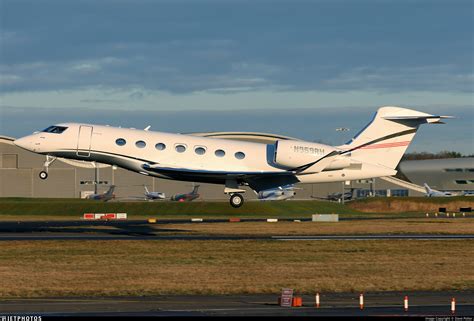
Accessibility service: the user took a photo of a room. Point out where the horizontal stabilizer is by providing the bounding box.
[384,115,454,125]
[383,115,454,120]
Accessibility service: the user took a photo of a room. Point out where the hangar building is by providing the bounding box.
[400,157,474,192]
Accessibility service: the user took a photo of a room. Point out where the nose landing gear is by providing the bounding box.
[39,155,57,180]
[39,171,48,180]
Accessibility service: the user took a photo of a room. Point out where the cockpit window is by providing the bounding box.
[42,126,68,134]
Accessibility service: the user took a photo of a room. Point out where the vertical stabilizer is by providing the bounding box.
[339,106,450,169]
[423,183,432,194]
[105,185,115,196]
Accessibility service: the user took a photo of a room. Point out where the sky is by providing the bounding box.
[0,0,473,153]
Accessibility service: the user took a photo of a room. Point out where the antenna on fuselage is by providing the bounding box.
[144,125,151,131]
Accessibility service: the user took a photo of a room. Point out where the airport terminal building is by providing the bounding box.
[2,134,471,200]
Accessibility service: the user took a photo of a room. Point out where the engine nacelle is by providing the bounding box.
[274,140,336,169]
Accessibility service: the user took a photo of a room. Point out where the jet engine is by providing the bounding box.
[273,140,336,169]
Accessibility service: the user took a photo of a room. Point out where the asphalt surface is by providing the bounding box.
[1,292,473,316]
[1,233,474,241]
[0,219,473,241]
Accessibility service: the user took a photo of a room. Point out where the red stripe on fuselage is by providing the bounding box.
[356,141,411,150]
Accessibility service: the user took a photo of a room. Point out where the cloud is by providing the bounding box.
[0,0,472,96]
[320,65,474,93]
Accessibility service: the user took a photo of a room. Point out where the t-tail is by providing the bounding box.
[105,185,116,196]
[339,106,452,170]
[192,185,200,194]
[424,183,433,195]
[144,185,150,194]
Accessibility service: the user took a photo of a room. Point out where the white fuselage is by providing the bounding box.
[146,192,166,200]
[14,122,397,187]
[14,106,449,207]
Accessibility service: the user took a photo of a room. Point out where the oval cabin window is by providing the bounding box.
[195,147,206,155]
[116,138,126,146]
[235,152,245,160]
[175,144,186,153]
[135,140,146,148]
[155,143,166,150]
[215,149,225,157]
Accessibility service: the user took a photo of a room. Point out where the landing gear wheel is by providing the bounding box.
[39,171,48,180]
[230,193,244,208]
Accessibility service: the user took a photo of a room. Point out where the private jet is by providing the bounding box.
[170,185,200,202]
[424,183,455,197]
[85,185,116,202]
[14,106,451,208]
[144,185,166,200]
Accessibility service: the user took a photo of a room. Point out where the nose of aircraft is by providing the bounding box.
[13,136,33,151]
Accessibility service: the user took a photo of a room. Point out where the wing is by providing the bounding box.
[142,163,299,192]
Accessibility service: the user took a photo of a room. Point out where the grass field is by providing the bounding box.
[348,196,474,213]
[0,198,356,220]
[159,218,474,236]
[0,239,472,297]
[1,196,472,221]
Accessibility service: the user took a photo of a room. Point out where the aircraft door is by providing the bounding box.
[77,125,93,157]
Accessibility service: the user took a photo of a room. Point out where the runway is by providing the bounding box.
[0,214,457,232]
[1,292,473,316]
[1,233,474,241]
[1,219,473,241]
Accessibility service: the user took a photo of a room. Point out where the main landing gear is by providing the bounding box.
[39,155,57,180]
[229,193,244,208]
[225,180,246,208]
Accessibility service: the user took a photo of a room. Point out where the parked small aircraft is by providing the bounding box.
[14,106,451,208]
[257,185,297,201]
[424,183,455,197]
[326,189,355,202]
[171,185,200,202]
[144,185,166,200]
[85,185,115,201]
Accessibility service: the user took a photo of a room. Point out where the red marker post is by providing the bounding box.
[359,293,364,310]
[451,297,456,314]
[404,296,409,312]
